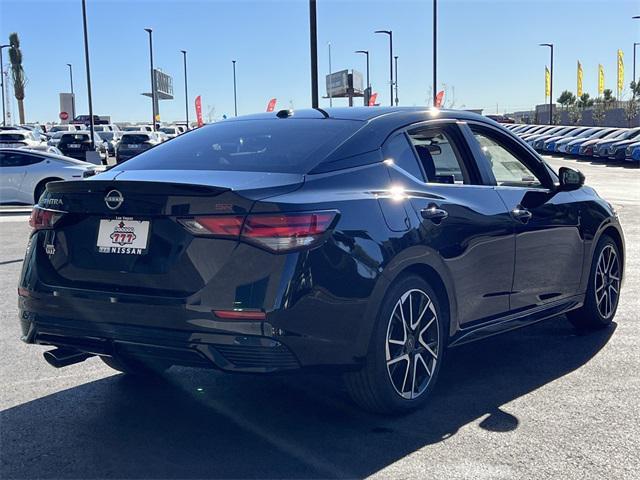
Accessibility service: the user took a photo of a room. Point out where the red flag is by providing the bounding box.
[434,90,445,108]
[195,95,203,127]
[368,93,378,106]
[266,98,277,112]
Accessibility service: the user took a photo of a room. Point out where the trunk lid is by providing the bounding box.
[35,171,303,297]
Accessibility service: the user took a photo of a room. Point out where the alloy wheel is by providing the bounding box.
[385,289,439,399]
[595,245,620,319]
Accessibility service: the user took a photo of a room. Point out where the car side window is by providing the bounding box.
[471,130,544,188]
[382,133,425,181]
[0,152,39,167]
[407,127,469,184]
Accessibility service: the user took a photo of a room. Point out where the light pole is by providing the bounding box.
[539,43,554,125]
[0,44,9,126]
[634,43,639,92]
[328,42,332,107]
[66,63,75,119]
[355,50,370,106]
[181,50,188,127]
[232,60,238,116]
[81,0,95,148]
[433,0,437,106]
[144,28,156,131]
[375,30,393,106]
[309,0,319,108]
[394,55,399,106]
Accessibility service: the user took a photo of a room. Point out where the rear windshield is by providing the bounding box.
[61,134,90,142]
[0,133,27,141]
[160,127,177,134]
[114,119,361,174]
[121,134,151,143]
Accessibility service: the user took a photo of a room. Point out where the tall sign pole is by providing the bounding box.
[81,0,95,148]
[309,0,319,108]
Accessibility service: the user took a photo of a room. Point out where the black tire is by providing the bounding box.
[344,274,447,414]
[567,235,621,330]
[101,355,170,377]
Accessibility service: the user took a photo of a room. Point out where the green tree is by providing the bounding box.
[577,93,594,109]
[557,90,576,110]
[592,98,606,126]
[8,32,26,124]
[568,103,582,125]
[602,89,615,109]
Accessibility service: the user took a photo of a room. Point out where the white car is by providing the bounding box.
[159,126,180,138]
[47,131,66,147]
[122,125,154,133]
[47,124,84,134]
[0,130,42,149]
[0,149,103,204]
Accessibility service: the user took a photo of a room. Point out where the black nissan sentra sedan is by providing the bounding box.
[18,108,625,414]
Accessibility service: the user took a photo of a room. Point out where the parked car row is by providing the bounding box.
[503,123,640,163]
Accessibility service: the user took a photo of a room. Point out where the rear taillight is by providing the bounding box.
[29,206,63,231]
[179,211,338,253]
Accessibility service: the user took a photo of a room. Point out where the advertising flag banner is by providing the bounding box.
[598,65,605,95]
[266,98,277,112]
[434,90,445,108]
[617,49,624,96]
[195,95,203,127]
[368,92,378,106]
[577,61,583,97]
[545,67,550,98]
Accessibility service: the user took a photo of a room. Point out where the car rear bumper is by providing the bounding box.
[19,302,301,373]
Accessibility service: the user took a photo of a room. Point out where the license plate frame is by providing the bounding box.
[96,218,150,255]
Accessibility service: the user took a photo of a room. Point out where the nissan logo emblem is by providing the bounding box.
[104,189,124,210]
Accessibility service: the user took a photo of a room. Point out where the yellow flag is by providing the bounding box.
[577,61,583,97]
[598,64,605,95]
[617,49,624,96]
[545,67,550,97]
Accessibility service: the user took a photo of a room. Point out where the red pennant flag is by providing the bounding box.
[266,98,277,112]
[434,90,445,108]
[195,96,203,127]
[368,92,378,106]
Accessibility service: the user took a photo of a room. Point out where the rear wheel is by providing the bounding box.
[101,355,170,377]
[344,275,446,414]
[567,235,621,330]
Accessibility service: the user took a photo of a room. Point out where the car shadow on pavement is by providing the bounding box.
[0,316,615,479]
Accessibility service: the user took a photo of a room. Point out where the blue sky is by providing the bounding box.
[1,0,638,123]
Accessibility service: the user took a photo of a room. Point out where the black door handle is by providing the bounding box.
[511,206,532,223]
[421,205,448,223]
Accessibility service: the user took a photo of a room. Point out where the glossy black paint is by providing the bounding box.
[18,108,625,373]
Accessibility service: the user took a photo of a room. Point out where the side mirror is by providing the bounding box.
[558,167,584,191]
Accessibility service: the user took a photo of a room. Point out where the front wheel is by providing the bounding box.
[344,275,446,414]
[567,235,621,330]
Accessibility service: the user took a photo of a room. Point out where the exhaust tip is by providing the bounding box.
[43,348,93,368]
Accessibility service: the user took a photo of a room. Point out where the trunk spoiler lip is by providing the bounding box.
[44,179,231,197]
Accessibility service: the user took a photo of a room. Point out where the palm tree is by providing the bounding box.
[8,32,26,124]
[577,93,594,109]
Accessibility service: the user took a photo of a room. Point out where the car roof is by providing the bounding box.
[226,106,489,123]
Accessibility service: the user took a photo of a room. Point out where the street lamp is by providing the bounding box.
[81,0,95,148]
[433,0,438,107]
[66,63,75,119]
[355,50,370,106]
[634,43,639,93]
[374,30,393,106]
[181,50,188,127]
[539,43,554,125]
[232,60,238,117]
[144,28,157,131]
[328,42,333,107]
[394,55,399,106]
[0,44,9,126]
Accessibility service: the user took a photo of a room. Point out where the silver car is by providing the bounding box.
[0,149,102,204]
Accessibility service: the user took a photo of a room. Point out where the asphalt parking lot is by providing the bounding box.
[0,155,638,480]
